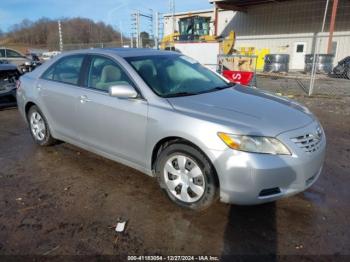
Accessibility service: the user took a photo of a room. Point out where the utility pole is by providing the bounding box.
[154,12,164,49]
[119,21,124,47]
[155,12,159,49]
[148,9,154,43]
[309,0,330,96]
[131,9,154,48]
[327,0,339,54]
[131,11,141,47]
[58,20,63,51]
[136,11,140,48]
[169,0,175,34]
[131,12,138,48]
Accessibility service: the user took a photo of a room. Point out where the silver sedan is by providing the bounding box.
[17,48,326,210]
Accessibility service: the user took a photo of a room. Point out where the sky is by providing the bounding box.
[0,0,212,35]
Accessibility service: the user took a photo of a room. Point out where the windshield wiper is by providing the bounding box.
[164,83,235,98]
[192,83,235,95]
[164,92,197,98]
[212,83,235,91]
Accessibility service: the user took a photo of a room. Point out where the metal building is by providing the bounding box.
[163,0,350,70]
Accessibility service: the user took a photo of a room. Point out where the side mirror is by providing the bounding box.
[109,84,138,99]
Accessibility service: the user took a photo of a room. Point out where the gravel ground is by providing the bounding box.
[0,78,349,261]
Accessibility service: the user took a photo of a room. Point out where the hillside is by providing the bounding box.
[1,17,125,50]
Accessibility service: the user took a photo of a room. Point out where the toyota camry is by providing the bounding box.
[17,48,326,210]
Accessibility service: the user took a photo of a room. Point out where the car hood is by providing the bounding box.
[0,64,18,71]
[167,85,315,136]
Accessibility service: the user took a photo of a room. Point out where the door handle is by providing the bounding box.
[79,95,91,103]
[36,84,41,91]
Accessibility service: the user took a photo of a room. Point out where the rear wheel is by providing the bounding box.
[155,142,218,210]
[27,105,56,146]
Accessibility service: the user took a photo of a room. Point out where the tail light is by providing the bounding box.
[16,80,21,90]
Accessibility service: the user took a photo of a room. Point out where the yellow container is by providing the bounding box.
[255,48,270,70]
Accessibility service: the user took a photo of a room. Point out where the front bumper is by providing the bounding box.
[211,121,326,205]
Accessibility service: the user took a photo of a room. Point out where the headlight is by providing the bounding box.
[218,132,291,155]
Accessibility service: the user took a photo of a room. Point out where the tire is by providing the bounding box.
[155,142,218,210]
[27,105,56,146]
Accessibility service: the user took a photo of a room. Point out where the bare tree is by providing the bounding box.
[5,17,126,47]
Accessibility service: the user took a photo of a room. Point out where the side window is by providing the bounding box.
[0,49,5,58]
[6,49,22,58]
[88,56,134,92]
[42,55,84,85]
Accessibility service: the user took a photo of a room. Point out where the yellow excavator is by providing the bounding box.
[160,15,236,55]
[160,14,268,71]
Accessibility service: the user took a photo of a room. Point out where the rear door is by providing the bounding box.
[75,55,148,166]
[37,54,85,141]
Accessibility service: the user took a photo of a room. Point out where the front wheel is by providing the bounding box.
[27,105,56,146]
[155,143,218,210]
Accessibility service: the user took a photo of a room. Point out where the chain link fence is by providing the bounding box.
[61,40,130,51]
[3,40,130,55]
[226,0,350,97]
[4,0,349,98]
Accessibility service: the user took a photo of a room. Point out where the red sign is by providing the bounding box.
[222,70,254,86]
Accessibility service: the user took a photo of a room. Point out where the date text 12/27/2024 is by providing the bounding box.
[127,255,219,261]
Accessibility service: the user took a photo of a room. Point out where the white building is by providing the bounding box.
[163,0,350,70]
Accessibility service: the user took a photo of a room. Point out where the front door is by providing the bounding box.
[76,55,148,167]
[291,42,307,70]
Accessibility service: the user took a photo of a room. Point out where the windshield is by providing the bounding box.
[125,54,233,97]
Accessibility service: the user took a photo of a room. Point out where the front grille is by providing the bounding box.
[291,132,323,153]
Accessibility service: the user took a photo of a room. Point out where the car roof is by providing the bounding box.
[62,48,179,58]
